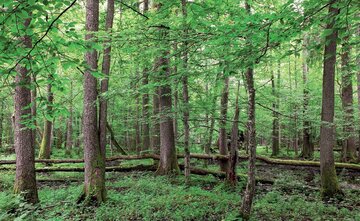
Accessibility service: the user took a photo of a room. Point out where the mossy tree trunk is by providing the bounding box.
[39,79,53,159]
[319,0,341,199]
[13,16,38,204]
[271,69,279,156]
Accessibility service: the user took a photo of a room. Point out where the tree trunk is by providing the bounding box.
[99,0,115,159]
[13,16,38,203]
[271,69,279,156]
[152,88,161,156]
[219,75,229,172]
[357,28,360,163]
[65,82,73,156]
[142,68,151,151]
[319,0,341,199]
[340,36,356,162]
[240,67,256,220]
[155,12,179,174]
[301,33,313,158]
[39,80,53,159]
[227,82,240,187]
[181,0,191,182]
[0,101,4,148]
[82,0,106,203]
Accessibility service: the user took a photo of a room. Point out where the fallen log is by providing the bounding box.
[1,153,359,172]
[238,155,360,171]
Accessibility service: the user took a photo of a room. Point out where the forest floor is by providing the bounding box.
[1,148,360,220]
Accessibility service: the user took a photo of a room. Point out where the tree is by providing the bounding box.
[219,75,229,172]
[271,68,280,156]
[340,34,356,162]
[39,78,54,159]
[301,33,313,158]
[99,0,115,158]
[181,0,191,182]
[13,15,39,203]
[65,81,74,156]
[82,0,106,203]
[155,2,179,175]
[319,0,341,199]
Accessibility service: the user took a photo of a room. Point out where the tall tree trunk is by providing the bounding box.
[135,90,141,154]
[357,28,360,163]
[152,88,161,157]
[82,0,105,203]
[227,82,240,187]
[142,68,151,151]
[319,0,341,199]
[13,16,38,203]
[271,69,279,156]
[99,0,115,159]
[39,80,53,159]
[0,100,4,148]
[181,0,191,182]
[219,75,229,172]
[240,67,256,220]
[294,53,299,156]
[240,2,256,219]
[155,8,179,174]
[65,82,74,156]
[301,33,312,158]
[340,35,356,162]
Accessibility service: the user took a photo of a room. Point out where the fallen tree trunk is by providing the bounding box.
[238,155,360,171]
[1,153,359,171]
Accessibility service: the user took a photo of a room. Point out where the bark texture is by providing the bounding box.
[39,80,53,159]
[240,67,256,220]
[219,76,229,172]
[99,0,114,159]
[340,36,356,162]
[13,16,38,203]
[181,0,191,181]
[83,0,106,203]
[301,33,313,158]
[319,1,341,199]
[155,17,179,174]
[227,83,240,187]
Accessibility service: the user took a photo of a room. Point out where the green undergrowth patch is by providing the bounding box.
[0,169,360,220]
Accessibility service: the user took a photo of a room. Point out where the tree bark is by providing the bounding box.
[65,82,73,156]
[340,35,356,162]
[240,67,256,220]
[271,69,279,156]
[142,68,151,151]
[151,88,161,156]
[219,75,229,172]
[13,16,38,203]
[0,100,4,148]
[99,0,114,160]
[181,0,191,182]
[155,7,179,174]
[301,33,313,158]
[38,79,54,159]
[227,82,240,187]
[240,3,256,219]
[82,0,106,203]
[319,0,341,199]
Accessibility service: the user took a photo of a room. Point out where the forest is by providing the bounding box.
[0,0,359,220]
